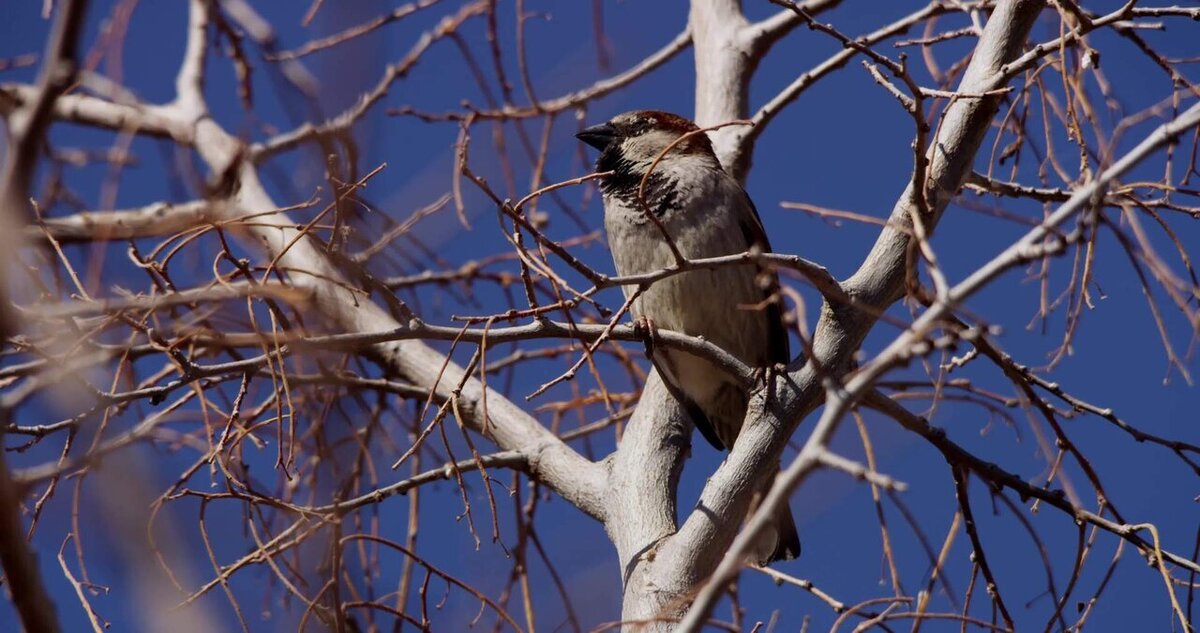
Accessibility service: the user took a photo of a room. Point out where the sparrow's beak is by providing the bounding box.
[575,123,617,151]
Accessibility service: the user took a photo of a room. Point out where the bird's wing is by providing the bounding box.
[737,190,791,366]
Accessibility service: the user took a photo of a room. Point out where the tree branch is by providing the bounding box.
[23,199,218,242]
[0,85,193,142]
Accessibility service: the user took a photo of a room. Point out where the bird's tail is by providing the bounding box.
[768,499,801,563]
[750,465,801,565]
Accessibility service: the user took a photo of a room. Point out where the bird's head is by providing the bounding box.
[576,110,718,174]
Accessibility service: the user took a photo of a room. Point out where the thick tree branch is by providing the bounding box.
[0,85,192,142]
[23,200,219,243]
[689,0,753,179]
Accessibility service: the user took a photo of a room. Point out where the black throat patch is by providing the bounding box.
[596,147,679,217]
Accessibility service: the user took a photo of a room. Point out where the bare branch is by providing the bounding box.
[23,200,218,243]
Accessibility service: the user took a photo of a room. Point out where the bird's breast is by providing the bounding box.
[602,193,770,368]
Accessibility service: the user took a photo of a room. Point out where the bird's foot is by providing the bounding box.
[753,362,789,387]
[633,315,659,358]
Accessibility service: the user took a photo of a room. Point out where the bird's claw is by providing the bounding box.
[633,316,658,358]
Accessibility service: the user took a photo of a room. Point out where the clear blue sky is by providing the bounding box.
[2,1,1198,631]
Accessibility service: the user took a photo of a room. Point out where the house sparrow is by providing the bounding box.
[577,110,800,564]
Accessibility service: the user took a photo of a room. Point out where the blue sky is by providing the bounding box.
[2,1,1199,631]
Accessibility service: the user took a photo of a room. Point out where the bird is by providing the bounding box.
[577,110,800,564]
